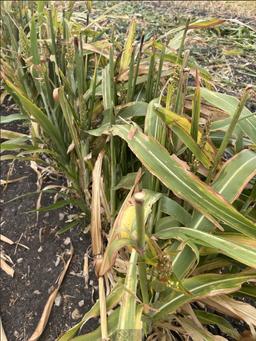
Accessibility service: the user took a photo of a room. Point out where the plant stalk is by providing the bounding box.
[134,192,149,304]
[177,18,190,61]
[206,85,252,183]
[98,276,108,341]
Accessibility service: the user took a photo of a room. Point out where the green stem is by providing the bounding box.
[127,49,135,102]
[177,18,190,61]
[132,32,145,99]
[174,50,190,114]
[134,192,149,304]
[206,86,252,183]
[154,46,165,98]
[110,130,116,226]
[109,41,116,226]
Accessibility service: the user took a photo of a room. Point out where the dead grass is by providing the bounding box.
[168,1,256,19]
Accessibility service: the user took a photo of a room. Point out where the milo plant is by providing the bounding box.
[1,1,100,219]
[60,81,256,340]
[2,1,256,339]
[59,12,256,341]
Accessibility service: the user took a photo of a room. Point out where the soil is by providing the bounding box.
[0,104,98,340]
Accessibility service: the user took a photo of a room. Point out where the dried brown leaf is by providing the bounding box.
[184,99,228,121]
[0,234,14,245]
[0,317,8,341]
[100,177,111,223]
[0,257,14,277]
[91,151,105,275]
[201,295,256,336]
[83,253,89,288]
[0,176,27,186]
[67,141,75,154]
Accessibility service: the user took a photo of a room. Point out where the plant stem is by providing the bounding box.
[132,32,144,99]
[174,50,190,114]
[177,18,190,61]
[98,276,108,341]
[134,192,149,304]
[189,69,201,166]
[110,131,116,226]
[109,41,116,226]
[190,69,201,143]
[206,86,252,183]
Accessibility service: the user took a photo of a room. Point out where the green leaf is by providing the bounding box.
[117,101,148,119]
[0,114,27,124]
[155,217,181,231]
[145,100,165,143]
[172,149,256,278]
[30,16,40,65]
[28,199,81,212]
[152,272,256,320]
[3,78,67,161]
[237,285,256,299]
[118,250,138,330]
[156,227,256,268]
[71,308,120,341]
[159,196,192,226]
[114,172,137,190]
[168,30,184,51]
[144,99,166,190]
[201,88,256,143]
[1,129,29,140]
[57,220,80,235]
[37,1,45,14]
[102,64,114,111]
[154,104,214,168]
[0,141,33,152]
[194,310,239,339]
[109,124,256,238]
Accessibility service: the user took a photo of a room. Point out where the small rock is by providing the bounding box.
[59,212,65,221]
[14,331,19,338]
[44,212,49,218]
[54,293,62,307]
[78,300,84,307]
[55,257,60,267]
[38,246,43,253]
[64,237,71,245]
[33,290,41,295]
[17,258,23,264]
[71,308,82,320]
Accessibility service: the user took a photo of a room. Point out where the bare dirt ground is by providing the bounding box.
[0,103,98,340]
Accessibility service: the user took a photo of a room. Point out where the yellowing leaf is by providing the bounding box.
[188,18,225,30]
[154,104,216,165]
[118,189,161,240]
[119,20,136,74]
